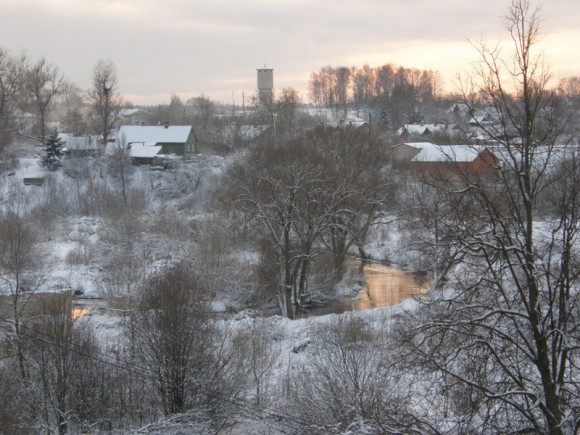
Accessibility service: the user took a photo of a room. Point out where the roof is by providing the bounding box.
[117,125,192,145]
[392,142,434,151]
[449,102,470,113]
[129,144,162,158]
[410,143,487,163]
[397,123,458,136]
[468,115,493,125]
[58,133,100,150]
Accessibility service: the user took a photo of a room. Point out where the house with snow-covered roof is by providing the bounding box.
[58,133,101,158]
[118,107,150,126]
[117,124,197,156]
[127,144,163,165]
[391,142,431,166]
[391,142,499,179]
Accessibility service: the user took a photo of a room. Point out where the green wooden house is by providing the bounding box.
[117,124,197,156]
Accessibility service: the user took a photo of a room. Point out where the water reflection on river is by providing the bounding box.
[306,260,431,317]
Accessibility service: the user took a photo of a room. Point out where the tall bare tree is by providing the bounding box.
[186,94,217,144]
[335,66,352,116]
[22,57,64,143]
[27,296,83,435]
[59,82,87,136]
[0,197,47,380]
[311,125,395,278]
[227,129,394,317]
[0,48,27,152]
[164,93,186,125]
[228,141,335,318]
[275,87,300,144]
[107,135,133,206]
[89,59,121,147]
[403,2,579,433]
[353,64,376,109]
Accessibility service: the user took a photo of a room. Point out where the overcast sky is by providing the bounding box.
[2,0,579,105]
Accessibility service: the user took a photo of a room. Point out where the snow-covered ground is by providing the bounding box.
[5,139,575,434]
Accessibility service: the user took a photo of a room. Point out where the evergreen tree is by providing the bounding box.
[379,107,391,130]
[43,130,63,170]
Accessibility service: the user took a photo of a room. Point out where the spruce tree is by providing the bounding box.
[379,107,391,130]
[43,130,63,170]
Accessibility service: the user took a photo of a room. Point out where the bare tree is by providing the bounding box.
[221,319,282,411]
[227,141,334,318]
[26,295,78,434]
[95,249,147,344]
[186,95,217,144]
[0,199,47,379]
[353,64,376,109]
[133,262,214,417]
[59,82,88,136]
[164,93,186,125]
[275,87,300,144]
[228,126,396,316]
[106,135,133,206]
[0,360,30,432]
[22,57,64,143]
[0,48,27,152]
[398,176,471,288]
[557,76,580,140]
[335,66,352,116]
[89,59,121,147]
[188,95,215,125]
[403,2,579,433]
[194,216,231,298]
[312,125,395,278]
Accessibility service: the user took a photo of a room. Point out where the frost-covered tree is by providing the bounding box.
[42,130,63,170]
[227,127,394,317]
[402,2,580,433]
[289,317,423,433]
[313,126,394,276]
[0,199,47,380]
[107,136,133,206]
[133,262,214,416]
[227,141,335,318]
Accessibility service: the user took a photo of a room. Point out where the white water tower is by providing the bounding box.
[257,67,274,102]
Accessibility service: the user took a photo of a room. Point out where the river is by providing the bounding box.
[72,261,431,319]
[304,260,431,317]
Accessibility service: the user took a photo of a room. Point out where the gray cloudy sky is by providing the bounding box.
[2,0,579,105]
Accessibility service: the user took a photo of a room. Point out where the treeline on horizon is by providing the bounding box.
[307,63,580,127]
[2,44,579,125]
[309,64,441,106]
